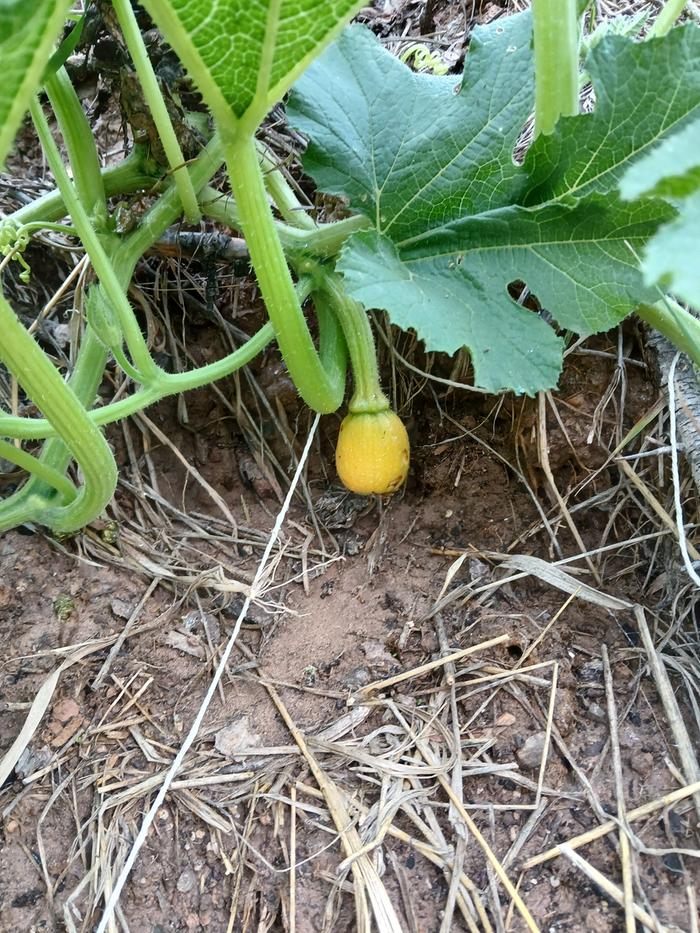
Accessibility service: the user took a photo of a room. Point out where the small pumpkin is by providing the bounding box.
[336,410,410,495]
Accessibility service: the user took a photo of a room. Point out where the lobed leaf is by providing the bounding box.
[140,0,363,135]
[290,17,534,243]
[0,0,73,168]
[289,14,700,394]
[340,197,672,394]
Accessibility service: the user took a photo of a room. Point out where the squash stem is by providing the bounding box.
[532,0,580,137]
[0,294,117,533]
[637,299,700,368]
[649,0,689,37]
[317,273,388,415]
[44,67,106,217]
[0,438,77,501]
[225,132,346,413]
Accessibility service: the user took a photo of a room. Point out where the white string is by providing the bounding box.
[667,353,700,589]
[96,413,321,933]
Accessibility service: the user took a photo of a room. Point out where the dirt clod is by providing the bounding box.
[214,715,263,757]
[516,731,548,770]
[176,869,197,894]
[51,697,80,723]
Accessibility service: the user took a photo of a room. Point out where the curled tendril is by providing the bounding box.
[399,43,449,75]
[0,221,32,281]
[0,219,30,255]
[1,221,76,281]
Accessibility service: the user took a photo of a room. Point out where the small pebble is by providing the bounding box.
[516,732,548,770]
[630,751,654,776]
[585,701,607,723]
[177,869,196,894]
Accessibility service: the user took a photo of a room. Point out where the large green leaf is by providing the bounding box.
[290,19,535,243]
[140,0,364,134]
[0,0,72,168]
[341,198,671,394]
[288,14,696,395]
[521,25,700,203]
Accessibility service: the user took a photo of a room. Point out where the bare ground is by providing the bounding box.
[1,336,699,931]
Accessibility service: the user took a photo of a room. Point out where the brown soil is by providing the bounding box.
[1,336,699,931]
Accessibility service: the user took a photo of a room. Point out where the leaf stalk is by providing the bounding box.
[225,131,346,413]
[532,0,580,136]
[637,299,700,369]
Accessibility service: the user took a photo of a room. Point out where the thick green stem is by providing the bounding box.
[637,299,700,368]
[225,132,345,413]
[0,295,117,532]
[316,273,388,414]
[532,0,580,137]
[112,0,200,223]
[286,215,372,258]
[315,293,348,401]
[30,96,160,381]
[0,438,77,501]
[44,67,106,217]
[201,188,370,259]
[649,0,689,37]
[258,143,315,230]
[1,308,115,525]
[3,148,159,231]
[0,326,111,529]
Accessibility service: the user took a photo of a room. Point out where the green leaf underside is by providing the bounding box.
[288,15,700,394]
[641,190,700,307]
[619,114,700,307]
[341,197,672,394]
[620,116,700,200]
[0,0,72,168]
[140,0,363,133]
[341,230,565,395]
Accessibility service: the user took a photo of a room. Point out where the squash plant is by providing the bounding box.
[0,0,698,534]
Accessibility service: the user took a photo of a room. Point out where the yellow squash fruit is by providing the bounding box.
[336,410,410,495]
